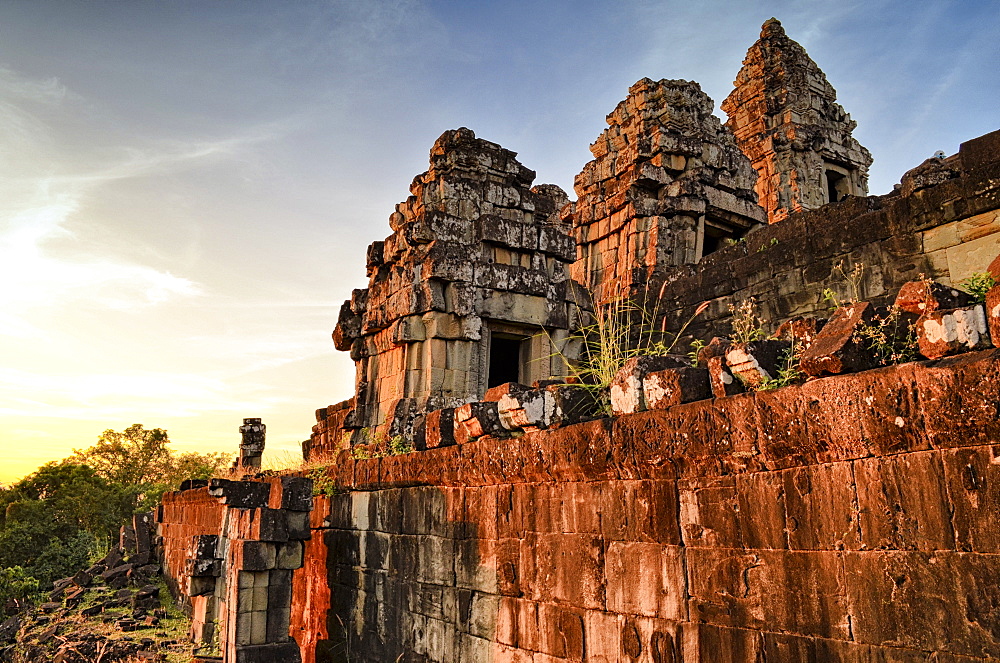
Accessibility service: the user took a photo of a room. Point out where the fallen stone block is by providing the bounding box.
[484,382,532,402]
[454,401,507,444]
[725,339,791,389]
[986,284,1000,343]
[643,366,711,409]
[895,280,973,315]
[0,616,20,644]
[610,355,688,415]
[698,337,745,398]
[71,570,92,588]
[545,384,599,427]
[101,549,124,569]
[800,303,878,377]
[80,604,104,617]
[774,316,826,348]
[917,304,992,359]
[498,389,555,430]
[101,564,133,583]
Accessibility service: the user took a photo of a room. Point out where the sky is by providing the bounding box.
[1,0,997,484]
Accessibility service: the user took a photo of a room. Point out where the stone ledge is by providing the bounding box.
[319,349,1000,490]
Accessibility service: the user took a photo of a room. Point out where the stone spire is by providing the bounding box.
[722,18,873,224]
[566,78,765,305]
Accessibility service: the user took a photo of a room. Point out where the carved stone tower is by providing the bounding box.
[566,78,765,306]
[332,128,585,442]
[722,18,873,224]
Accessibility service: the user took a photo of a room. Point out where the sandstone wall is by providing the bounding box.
[156,476,312,661]
[290,349,1000,662]
[649,129,1000,342]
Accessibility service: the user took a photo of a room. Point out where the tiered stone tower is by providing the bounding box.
[332,128,586,442]
[566,78,765,305]
[722,18,873,224]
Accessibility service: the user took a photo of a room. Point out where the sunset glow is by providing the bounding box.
[2,0,997,483]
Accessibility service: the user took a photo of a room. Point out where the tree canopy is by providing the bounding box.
[0,425,232,590]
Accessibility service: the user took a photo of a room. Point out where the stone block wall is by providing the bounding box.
[649,129,1000,343]
[289,349,1000,662]
[156,476,312,661]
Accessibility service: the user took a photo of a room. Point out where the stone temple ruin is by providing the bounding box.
[148,19,1000,663]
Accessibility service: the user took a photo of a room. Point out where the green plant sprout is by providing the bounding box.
[958,272,997,303]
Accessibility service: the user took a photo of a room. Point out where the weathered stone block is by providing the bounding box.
[185,558,221,578]
[643,366,711,408]
[454,401,506,444]
[725,339,791,389]
[895,279,974,315]
[610,355,688,415]
[774,316,826,348]
[498,389,555,430]
[800,302,878,376]
[231,641,302,663]
[782,462,859,550]
[854,451,954,551]
[271,477,313,512]
[942,446,1000,553]
[706,355,744,398]
[844,551,1000,657]
[276,542,303,570]
[209,479,271,509]
[687,549,849,639]
[917,304,991,359]
[233,540,276,571]
[228,508,289,543]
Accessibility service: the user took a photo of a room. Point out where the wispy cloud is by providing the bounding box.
[0,65,296,336]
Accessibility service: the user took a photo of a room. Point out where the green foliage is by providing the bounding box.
[0,463,125,586]
[552,294,710,414]
[758,342,805,391]
[350,428,415,459]
[0,566,39,605]
[757,238,779,252]
[687,339,707,367]
[1,425,231,589]
[728,298,767,344]
[958,272,997,303]
[71,424,171,487]
[29,530,97,586]
[307,467,338,497]
[856,306,919,366]
[71,424,231,512]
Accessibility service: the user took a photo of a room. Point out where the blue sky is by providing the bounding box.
[1,0,997,480]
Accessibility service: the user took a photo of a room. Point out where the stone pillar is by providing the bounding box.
[236,418,266,471]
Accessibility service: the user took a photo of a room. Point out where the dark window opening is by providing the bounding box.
[488,334,525,388]
[825,169,849,203]
[701,214,748,259]
[702,232,725,256]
